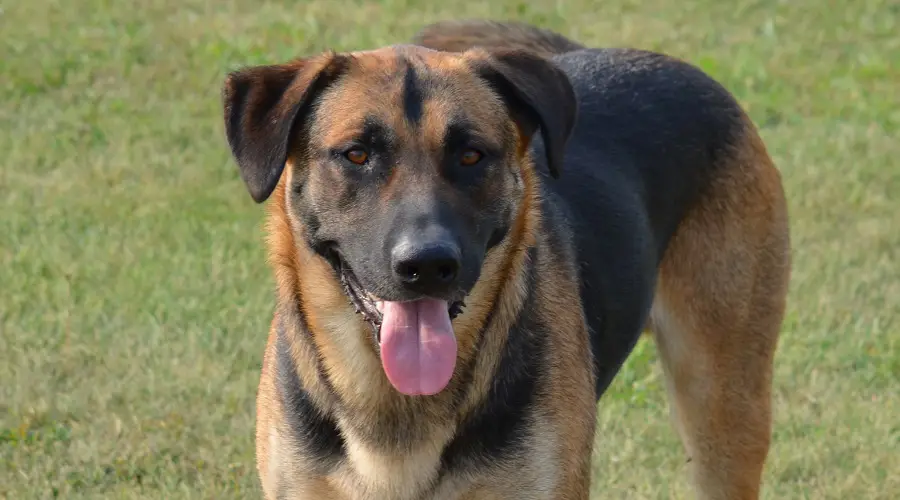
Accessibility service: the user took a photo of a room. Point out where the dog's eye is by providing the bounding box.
[344,148,369,165]
[460,148,483,166]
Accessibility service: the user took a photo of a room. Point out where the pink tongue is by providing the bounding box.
[379,299,457,396]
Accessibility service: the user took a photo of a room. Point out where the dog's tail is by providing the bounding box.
[412,20,585,58]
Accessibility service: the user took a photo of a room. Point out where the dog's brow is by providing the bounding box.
[442,120,473,148]
[442,119,498,152]
[359,116,396,146]
[323,115,394,148]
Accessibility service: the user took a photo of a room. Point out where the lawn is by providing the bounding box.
[1,0,897,498]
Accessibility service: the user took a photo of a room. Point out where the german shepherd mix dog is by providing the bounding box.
[221,19,790,500]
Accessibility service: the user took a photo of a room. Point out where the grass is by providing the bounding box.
[1,0,898,498]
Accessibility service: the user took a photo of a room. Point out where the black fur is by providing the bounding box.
[401,60,425,126]
[542,48,744,397]
[275,320,345,468]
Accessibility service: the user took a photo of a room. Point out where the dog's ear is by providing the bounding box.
[466,49,576,178]
[222,53,347,203]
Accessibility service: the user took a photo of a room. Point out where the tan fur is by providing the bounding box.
[648,116,790,499]
[255,322,278,499]
[538,256,596,498]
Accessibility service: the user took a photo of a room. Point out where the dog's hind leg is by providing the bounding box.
[649,123,791,499]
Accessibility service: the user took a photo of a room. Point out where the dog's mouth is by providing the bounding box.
[323,250,466,337]
[323,249,466,397]
[334,255,384,333]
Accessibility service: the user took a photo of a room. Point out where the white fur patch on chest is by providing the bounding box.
[333,433,446,500]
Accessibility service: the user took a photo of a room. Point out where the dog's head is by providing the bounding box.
[223,45,575,396]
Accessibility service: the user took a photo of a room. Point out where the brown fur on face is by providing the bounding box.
[289,48,523,305]
[223,45,575,311]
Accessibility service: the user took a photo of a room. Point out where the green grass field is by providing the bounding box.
[2,0,898,498]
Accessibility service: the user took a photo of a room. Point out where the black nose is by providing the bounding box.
[391,240,461,295]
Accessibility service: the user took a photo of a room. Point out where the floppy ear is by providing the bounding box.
[466,49,577,178]
[222,53,347,203]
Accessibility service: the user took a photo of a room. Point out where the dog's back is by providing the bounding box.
[413,19,585,58]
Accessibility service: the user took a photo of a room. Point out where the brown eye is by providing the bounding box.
[460,148,483,166]
[345,148,369,165]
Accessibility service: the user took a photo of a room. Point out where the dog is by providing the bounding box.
[220,19,791,500]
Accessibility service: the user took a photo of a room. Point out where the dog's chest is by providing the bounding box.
[321,428,558,500]
[326,462,488,500]
[341,437,443,499]
[320,427,490,500]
